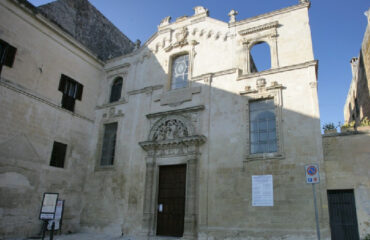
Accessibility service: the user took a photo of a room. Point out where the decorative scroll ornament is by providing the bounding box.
[175,27,189,47]
[165,27,189,52]
[152,119,189,141]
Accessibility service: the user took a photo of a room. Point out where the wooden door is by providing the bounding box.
[156,164,186,237]
[327,190,360,240]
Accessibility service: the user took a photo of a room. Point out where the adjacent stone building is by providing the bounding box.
[0,0,369,239]
[344,9,370,124]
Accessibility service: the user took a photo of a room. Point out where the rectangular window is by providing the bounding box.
[50,141,67,168]
[250,99,277,154]
[0,39,17,74]
[171,54,189,89]
[100,122,118,166]
[58,74,83,112]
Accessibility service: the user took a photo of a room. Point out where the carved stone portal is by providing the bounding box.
[139,114,205,239]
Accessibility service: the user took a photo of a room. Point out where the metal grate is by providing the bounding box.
[100,122,118,166]
[327,189,360,240]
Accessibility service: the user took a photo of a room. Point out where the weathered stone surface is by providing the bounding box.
[323,130,370,239]
[344,9,370,123]
[38,0,135,61]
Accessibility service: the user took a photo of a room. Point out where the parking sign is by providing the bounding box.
[305,164,320,184]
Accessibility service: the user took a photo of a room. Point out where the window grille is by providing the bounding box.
[100,122,118,166]
[171,55,189,89]
[250,99,277,154]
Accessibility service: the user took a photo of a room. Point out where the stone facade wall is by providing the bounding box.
[344,9,370,123]
[0,0,104,237]
[81,3,331,239]
[323,130,370,239]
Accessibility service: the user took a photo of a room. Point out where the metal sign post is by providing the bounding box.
[305,164,321,240]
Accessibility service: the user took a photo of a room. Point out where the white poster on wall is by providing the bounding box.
[252,175,273,206]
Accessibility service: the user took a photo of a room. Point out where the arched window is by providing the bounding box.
[249,42,271,73]
[109,77,123,103]
[171,54,189,89]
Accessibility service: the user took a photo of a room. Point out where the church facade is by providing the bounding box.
[0,0,369,239]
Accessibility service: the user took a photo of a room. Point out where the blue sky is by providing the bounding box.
[29,0,369,128]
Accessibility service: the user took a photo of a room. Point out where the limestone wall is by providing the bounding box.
[81,3,330,239]
[323,130,370,239]
[0,0,103,237]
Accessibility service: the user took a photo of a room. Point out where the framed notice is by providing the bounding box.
[252,175,273,207]
[39,193,59,220]
[47,200,64,231]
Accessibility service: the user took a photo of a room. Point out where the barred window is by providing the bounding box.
[250,99,277,154]
[171,54,189,89]
[100,122,118,166]
[109,77,123,103]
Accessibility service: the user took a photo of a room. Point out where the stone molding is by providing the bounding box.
[127,85,163,96]
[192,68,238,82]
[237,60,318,80]
[154,86,201,107]
[139,110,205,238]
[0,77,93,122]
[241,22,279,74]
[240,78,285,161]
[104,63,130,72]
[95,99,127,110]
[139,135,206,157]
[238,21,279,36]
[146,105,205,120]
[229,2,310,27]
[102,107,124,120]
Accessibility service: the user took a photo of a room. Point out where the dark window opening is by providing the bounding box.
[50,141,67,168]
[58,74,83,112]
[0,39,17,75]
[100,122,118,166]
[109,77,123,103]
[250,42,271,73]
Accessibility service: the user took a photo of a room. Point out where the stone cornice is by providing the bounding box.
[127,85,163,96]
[104,63,131,72]
[237,60,318,81]
[238,21,279,36]
[95,99,127,110]
[230,3,310,27]
[192,68,238,81]
[139,135,206,151]
[146,105,205,119]
[0,77,94,122]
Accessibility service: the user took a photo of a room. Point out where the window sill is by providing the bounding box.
[96,98,127,109]
[244,152,284,162]
[94,165,115,172]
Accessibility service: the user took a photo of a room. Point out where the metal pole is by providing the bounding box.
[50,222,55,240]
[312,183,321,240]
[41,221,47,240]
